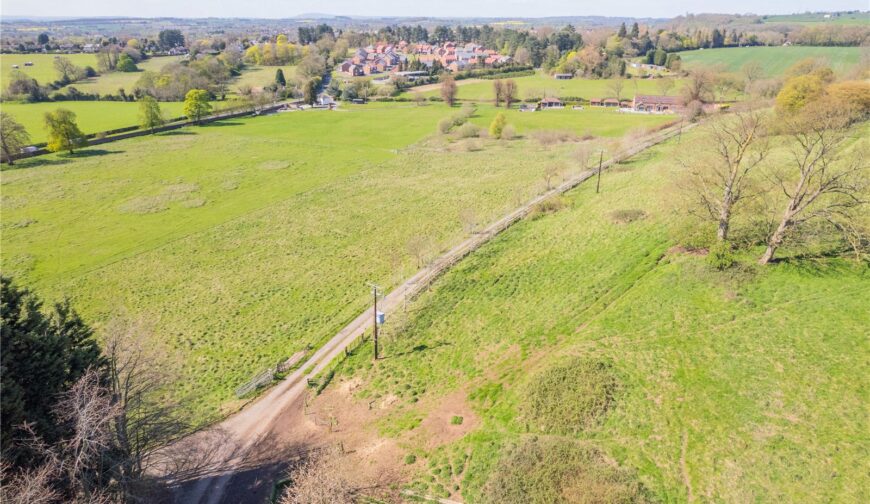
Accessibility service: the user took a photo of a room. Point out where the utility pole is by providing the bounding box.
[595,150,604,194]
[678,117,684,143]
[372,285,379,360]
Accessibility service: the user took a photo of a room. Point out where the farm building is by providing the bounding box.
[554,73,573,80]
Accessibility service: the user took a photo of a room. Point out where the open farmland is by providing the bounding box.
[404,72,686,102]
[680,46,864,77]
[0,101,186,142]
[325,125,869,503]
[0,103,673,424]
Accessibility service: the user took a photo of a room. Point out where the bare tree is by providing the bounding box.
[684,107,769,242]
[280,448,355,504]
[459,207,479,235]
[407,234,433,269]
[656,77,675,97]
[53,56,78,82]
[503,79,518,108]
[493,79,504,107]
[0,459,60,504]
[544,164,562,190]
[440,75,457,107]
[681,67,715,105]
[759,106,868,264]
[607,77,625,104]
[741,61,764,93]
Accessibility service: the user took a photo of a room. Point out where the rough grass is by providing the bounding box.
[0,102,668,425]
[680,46,863,77]
[479,437,653,504]
[519,358,620,435]
[337,125,869,503]
[60,56,184,95]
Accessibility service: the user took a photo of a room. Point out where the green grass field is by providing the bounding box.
[61,56,183,95]
[680,46,864,77]
[0,101,186,143]
[332,125,869,502]
[0,103,670,423]
[404,72,685,102]
[231,65,297,92]
[763,12,870,25]
[0,53,97,89]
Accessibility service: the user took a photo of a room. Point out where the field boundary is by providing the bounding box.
[2,100,298,163]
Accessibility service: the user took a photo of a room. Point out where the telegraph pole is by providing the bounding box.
[595,150,603,194]
[372,285,379,360]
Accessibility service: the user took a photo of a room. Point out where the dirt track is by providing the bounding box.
[163,120,694,504]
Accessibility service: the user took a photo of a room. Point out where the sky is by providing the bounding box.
[0,0,865,20]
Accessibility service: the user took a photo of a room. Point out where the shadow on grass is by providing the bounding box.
[156,129,197,136]
[2,149,122,170]
[381,340,453,360]
[200,121,245,128]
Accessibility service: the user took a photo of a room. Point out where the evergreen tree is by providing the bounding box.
[275,68,286,88]
[630,22,640,38]
[617,23,627,38]
[1,276,105,466]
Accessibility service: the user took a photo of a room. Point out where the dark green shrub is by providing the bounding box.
[707,241,735,270]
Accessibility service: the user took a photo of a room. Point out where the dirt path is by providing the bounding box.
[163,121,695,504]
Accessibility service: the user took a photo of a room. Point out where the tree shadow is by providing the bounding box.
[200,121,244,128]
[64,149,123,159]
[158,130,197,136]
[380,340,452,360]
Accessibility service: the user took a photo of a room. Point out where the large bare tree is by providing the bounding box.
[759,106,868,264]
[684,107,769,243]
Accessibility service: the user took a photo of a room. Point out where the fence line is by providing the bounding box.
[234,349,308,398]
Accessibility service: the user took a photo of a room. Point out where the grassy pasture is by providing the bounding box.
[61,56,184,95]
[231,65,297,92]
[0,53,96,88]
[333,126,869,502]
[404,72,685,102]
[0,103,669,423]
[0,101,186,143]
[680,46,863,77]
[762,12,870,25]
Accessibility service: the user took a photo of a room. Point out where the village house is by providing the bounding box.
[632,94,682,113]
[538,97,564,110]
[339,40,510,77]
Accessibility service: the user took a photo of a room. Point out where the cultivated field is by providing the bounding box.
[329,126,869,502]
[0,103,673,423]
[680,46,864,77]
[403,72,686,101]
[0,101,186,142]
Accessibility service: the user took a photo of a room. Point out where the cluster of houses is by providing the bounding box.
[339,41,511,77]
